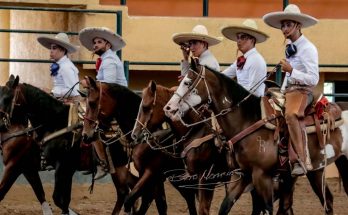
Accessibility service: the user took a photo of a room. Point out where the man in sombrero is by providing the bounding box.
[173,24,222,79]
[79,27,128,179]
[263,4,319,176]
[37,33,80,100]
[221,19,269,97]
[79,27,128,87]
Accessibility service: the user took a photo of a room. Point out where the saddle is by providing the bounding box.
[262,87,343,135]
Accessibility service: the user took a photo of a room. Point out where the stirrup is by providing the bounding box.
[94,165,108,180]
[291,162,307,177]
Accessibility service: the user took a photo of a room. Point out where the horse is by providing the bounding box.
[81,76,199,215]
[0,76,53,215]
[131,80,262,215]
[0,75,137,215]
[163,60,348,215]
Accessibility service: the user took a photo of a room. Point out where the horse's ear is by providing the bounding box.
[149,80,157,94]
[6,74,19,89]
[190,57,199,71]
[88,76,97,89]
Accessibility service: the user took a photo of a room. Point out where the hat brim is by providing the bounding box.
[79,28,126,51]
[172,33,222,46]
[37,36,78,53]
[221,26,269,43]
[263,12,318,29]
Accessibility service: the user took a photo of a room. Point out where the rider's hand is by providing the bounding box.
[279,59,293,74]
[180,44,190,61]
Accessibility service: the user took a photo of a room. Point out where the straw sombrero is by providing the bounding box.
[37,33,79,53]
[221,19,269,43]
[172,25,222,46]
[79,27,126,51]
[263,4,318,29]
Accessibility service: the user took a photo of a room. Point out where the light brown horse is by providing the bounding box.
[163,60,348,215]
[81,76,198,215]
[131,80,236,215]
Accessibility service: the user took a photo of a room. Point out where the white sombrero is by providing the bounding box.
[37,33,79,53]
[172,25,222,46]
[221,19,269,43]
[263,4,318,29]
[79,27,126,51]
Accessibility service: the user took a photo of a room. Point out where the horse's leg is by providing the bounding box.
[110,165,133,215]
[0,161,22,201]
[218,174,251,215]
[252,169,274,215]
[170,181,198,215]
[135,182,167,215]
[124,168,154,214]
[306,170,334,215]
[53,162,75,214]
[197,174,214,215]
[334,155,348,195]
[276,171,295,215]
[23,170,53,215]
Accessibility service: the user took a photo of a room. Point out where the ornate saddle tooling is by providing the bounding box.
[261,88,343,134]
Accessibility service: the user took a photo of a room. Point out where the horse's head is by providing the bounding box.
[0,75,20,131]
[131,80,172,141]
[164,59,215,121]
[82,76,118,143]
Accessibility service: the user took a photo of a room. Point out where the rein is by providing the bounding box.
[175,64,279,128]
[0,125,42,147]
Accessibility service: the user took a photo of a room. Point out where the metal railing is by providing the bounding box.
[0,5,123,58]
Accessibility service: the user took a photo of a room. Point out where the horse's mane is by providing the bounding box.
[21,83,69,126]
[152,84,174,104]
[203,66,261,118]
[102,83,142,131]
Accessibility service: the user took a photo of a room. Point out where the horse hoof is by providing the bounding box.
[41,201,53,215]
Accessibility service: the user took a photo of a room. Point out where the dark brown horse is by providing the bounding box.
[163,60,348,215]
[0,75,138,215]
[131,80,257,215]
[0,76,52,215]
[81,76,199,215]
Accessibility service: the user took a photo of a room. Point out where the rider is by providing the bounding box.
[79,27,128,180]
[263,4,319,176]
[79,27,128,86]
[37,33,80,102]
[221,19,269,97]
[173,24,222,80]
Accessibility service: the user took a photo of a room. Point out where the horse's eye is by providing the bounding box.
[183,81,191,86]
[142,106,151,113]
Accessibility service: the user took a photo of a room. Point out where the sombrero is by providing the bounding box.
[79,27,126,51]
[37,33,79,53]
[172,25,222,46]
[263,4,318,29]
[221,19,269,43]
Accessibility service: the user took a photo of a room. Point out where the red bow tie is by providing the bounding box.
[96,57,102,72]
[237,56,246,69]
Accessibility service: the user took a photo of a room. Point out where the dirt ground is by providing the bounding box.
[0,177,347,215]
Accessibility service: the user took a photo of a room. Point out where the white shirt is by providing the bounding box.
[51,55,79,97]
[96,49,128,87]
[222,48,267,97]
[181,49,220,76]
[286,35,319,87]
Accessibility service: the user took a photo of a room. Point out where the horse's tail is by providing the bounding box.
[340,110,348,157]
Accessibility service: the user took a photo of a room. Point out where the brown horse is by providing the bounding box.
[0,76,52,215]
[163,60,348,215]
[0,75,138,215]
[81,76,197,215]
[131,80,235,215]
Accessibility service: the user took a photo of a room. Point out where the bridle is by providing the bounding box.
[83,82,130,146]
[0,85,22,130]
